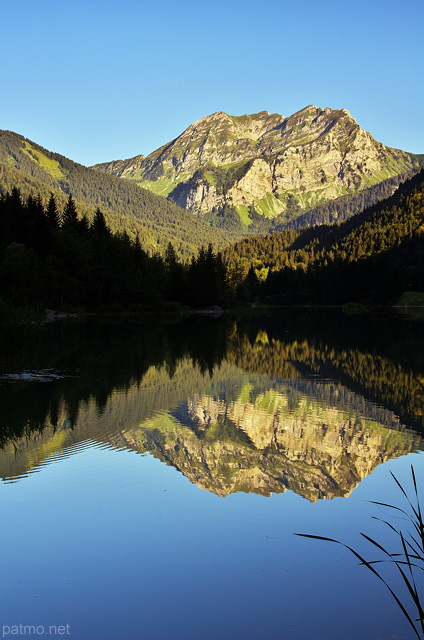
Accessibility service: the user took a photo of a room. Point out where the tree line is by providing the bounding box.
[279,168,421,230]
[1,168,423,316]
[0,130,237,258]
[0,189,230,312]
[3,309,424,452]
[224,169,424,304]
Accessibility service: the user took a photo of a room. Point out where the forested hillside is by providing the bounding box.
[224,169,424,304]
[0,190,230,312]
[0,130,237,257]
[2,313,422,489]
[278,169,420,230]
[1,169,423,315]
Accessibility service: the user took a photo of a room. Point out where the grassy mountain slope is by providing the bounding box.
[92,106,422,229]
[0,130,238,257]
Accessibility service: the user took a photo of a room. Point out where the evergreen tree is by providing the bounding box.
[46,193,60,228]
[91,208,110,237]
[62,194,78,227]
[164,242,178,269]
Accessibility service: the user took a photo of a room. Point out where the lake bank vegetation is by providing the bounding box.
[223,169,424,306]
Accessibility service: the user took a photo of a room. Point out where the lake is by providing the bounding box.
[0,310,423,640]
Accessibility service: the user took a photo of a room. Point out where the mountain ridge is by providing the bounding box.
[0,129,237,256]
[92,105,422,228]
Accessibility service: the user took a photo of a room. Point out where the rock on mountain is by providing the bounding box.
[92,105,421,226]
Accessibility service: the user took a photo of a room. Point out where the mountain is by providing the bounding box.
[0,130,236,257]
[125,386,417,500]
[2,309,423,497]
[92,106,422,229]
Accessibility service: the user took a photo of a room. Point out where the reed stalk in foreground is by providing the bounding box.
[296,466,424,638]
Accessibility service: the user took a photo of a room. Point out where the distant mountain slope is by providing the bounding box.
[279,168,420,231]
[0,130,237,256]
[92,106,422,229]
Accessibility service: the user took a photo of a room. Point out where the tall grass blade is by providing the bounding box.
[390,471,420,522]
[295,467,424,638]
[295,532,421,638]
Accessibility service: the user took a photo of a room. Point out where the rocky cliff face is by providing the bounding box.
[92,106,420,225]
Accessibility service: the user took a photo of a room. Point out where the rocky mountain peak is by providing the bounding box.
[91,105,420,226]
[185,110,233,132]
[181,109,285,143]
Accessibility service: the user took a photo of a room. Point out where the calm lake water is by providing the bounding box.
[0,311,423,640]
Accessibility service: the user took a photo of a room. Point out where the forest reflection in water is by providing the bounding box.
[0,309,422,499]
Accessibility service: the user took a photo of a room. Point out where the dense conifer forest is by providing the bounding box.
[0,169,423,318]
[0,190,230,313]
[0,130,237,257]
[224,169,424,304]
[279,169,420,230]
[2,312,424,453]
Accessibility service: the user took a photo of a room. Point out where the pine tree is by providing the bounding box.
[91,208,110,237]
[46,193,60,228]
[164,242,177,269]
[62,194,78,227]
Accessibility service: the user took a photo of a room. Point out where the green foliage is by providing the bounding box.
[62,193,78,227]
[296,467,424,638]
[91,208,110,237]
[46,193,60,228]
[3,130,424,312]
[224,169,424,305]
[204,205,247,234]
[95,107,421,233]
[0,130,237,258]
[22,141,65,179]
[281,169,421,230]
[2,310,423,501]
[0,189,232,312]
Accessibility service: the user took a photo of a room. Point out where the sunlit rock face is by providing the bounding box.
[92,105,419,223]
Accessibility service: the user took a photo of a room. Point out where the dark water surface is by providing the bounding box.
[0,310,423,639]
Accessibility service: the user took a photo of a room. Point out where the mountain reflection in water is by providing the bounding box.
[0,311,422,499]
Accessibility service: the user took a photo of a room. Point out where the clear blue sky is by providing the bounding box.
[2,0,423,166]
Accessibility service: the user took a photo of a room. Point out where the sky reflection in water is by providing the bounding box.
[0,312,423,640]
